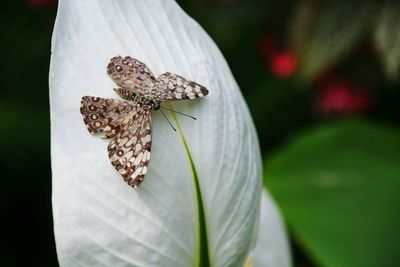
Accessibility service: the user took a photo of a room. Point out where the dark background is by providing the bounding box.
[1,0,400,266]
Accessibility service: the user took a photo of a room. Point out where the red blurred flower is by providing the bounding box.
[259,36,298,78]
[270,51,298,78]
[317,79,371,115]
[27,0,56,7]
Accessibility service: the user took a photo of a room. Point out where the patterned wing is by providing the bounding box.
[107,109,152,188]
[80,96,137,138]
[150,72,208,102]
[107,56,156,95]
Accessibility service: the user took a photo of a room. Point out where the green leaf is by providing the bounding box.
[300,1,376,80]
[374,1,400,81]
[264,120,400,267]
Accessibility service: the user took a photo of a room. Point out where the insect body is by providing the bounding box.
[80,56,208,188]
[114,88,161,110]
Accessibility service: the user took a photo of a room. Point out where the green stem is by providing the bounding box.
[172,113,210,267]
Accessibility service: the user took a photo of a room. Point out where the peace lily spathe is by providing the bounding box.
[250,191,292,267]
[50,0,289,266]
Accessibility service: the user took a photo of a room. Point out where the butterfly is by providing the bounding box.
[80,56,208,188]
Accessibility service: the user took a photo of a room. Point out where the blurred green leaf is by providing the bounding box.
[289,0,320,58]
[264,120,400,267]
[300,1,376,80]
[0,102,49,166]
[374,1,400,81]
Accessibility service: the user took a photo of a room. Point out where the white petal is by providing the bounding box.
[250,190,292,267]
[50,0,262,266]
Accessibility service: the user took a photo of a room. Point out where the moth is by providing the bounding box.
[80,56,208,188]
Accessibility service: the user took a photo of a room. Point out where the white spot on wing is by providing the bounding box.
[132,167,142,178]
[134,152,143,166]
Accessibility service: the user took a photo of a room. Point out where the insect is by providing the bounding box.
[80,56,208,188]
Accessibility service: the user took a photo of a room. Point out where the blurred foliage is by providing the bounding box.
[2,0,400,266]
[374,1,400,81]
[298,1,376,80]
[265,120,400,267]
[0,1,56,266]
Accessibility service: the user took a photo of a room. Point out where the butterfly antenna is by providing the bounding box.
[160,106,197,120]
[160,108,177,131]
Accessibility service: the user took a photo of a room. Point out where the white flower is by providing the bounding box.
[250,190,292,267]
[50,0,290,266]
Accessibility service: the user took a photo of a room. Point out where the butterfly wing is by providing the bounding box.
[107,109,152,188]
[80,96,137,138]
[107,56,156,96]
[150,72,208,102]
